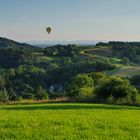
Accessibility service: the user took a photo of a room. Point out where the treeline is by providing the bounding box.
[96,41,140,63]
[43,44,78,57]
[1,70,140,105]
[65,73,140,105]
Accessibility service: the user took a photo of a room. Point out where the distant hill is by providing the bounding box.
[26,40,100,48]
[0,37,35,48]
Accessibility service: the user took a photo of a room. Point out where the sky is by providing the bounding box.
[1,0,140,41]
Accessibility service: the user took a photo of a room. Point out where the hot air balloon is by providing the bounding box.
[46,27,51,34]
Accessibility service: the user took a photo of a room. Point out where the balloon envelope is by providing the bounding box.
[46,27,51,34]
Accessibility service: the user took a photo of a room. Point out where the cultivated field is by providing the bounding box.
[0,103,140,140]
[107,65,140,77]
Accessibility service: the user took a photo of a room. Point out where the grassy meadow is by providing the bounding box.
[0,103,140,140]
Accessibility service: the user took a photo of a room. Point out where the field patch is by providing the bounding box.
[107,66,140,77]
[83,47,113,57]
[0,103,140,140]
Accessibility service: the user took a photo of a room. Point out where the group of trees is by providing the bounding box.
[0,72,49,102]
[0,44,115,102]
[1,37,140,105]
[65,73,140,104]
[96,41,140,63]
[0,65,49,102]
[65,74,94,100]
[43,44,77,57]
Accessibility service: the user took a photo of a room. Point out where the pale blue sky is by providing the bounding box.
[0,0,140,41]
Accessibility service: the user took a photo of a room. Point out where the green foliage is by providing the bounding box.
[121,57,129,64]
[106,95,116,104]
[8,88,17,101]
[96,41,140,63]
[0,90,9,102]
[130,75,140,90]
[1,37,140,104]
[35,86,48,100]
[109,41,140,61]
[88,72,107,86]
[0,76,6,90]
[95,76,139,104]
[43,44,77,57]
[65,74,94,99]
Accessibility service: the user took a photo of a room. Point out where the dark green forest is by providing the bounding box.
[1,37,140,105]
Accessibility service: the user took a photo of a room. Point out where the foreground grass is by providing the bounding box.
[0,103,140,140]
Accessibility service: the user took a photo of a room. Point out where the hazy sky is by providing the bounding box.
[1,0,140,41]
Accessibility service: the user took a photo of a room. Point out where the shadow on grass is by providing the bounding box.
[1,104,140,111]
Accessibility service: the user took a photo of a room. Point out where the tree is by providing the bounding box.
[35,86,48,100]
[0,89,9,102]
[88,72,107,87]
[65,74,94,99]
[8,88,17,101]
[22,92,35,99]
[95,77,139,103]
[0,76,6,90]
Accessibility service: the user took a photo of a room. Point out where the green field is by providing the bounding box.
[107,65,140,77]
[0,103,140,140]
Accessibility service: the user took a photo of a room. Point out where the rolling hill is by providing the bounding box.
[0,37,35,48]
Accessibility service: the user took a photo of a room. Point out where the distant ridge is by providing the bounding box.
[26,40,102,48]
[0,37,35,48]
